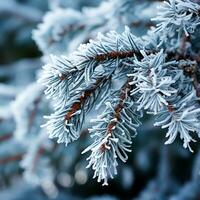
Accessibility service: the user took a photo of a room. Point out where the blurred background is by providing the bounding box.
[0,0,200,200]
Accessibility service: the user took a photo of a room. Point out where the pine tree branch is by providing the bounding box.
[100,79,132,151]
[64,77,106,122]
[82,77,140,185]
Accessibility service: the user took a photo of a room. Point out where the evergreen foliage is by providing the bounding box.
[0,0,200,199]
[39,0,200,185]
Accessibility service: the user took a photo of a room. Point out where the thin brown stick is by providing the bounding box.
[95,51,143,62]
[100,79,132,152]
[64,77,105,121]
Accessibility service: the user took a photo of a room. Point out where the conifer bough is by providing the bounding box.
[40,0,200,185]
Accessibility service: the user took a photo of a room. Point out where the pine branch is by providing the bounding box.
[82,78,141,185]
[38,0,200,186]
[64,77,105,122]
[44,75,110,146]
[101,79,132,151]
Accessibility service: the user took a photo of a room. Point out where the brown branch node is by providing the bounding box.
[64,77,105,121]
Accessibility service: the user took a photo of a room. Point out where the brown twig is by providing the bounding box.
[64,77,105,122]
[167,104,175,113]
[130,20,155,28]
[100,79,132,152]
[95,51,143,62]
[59,46,200,98]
